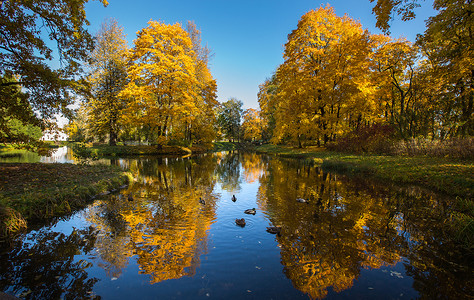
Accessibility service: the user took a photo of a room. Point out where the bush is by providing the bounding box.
[391,138,474,159]
[326,124,396,154]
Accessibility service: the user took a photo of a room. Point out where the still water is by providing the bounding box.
[0,148,472,299]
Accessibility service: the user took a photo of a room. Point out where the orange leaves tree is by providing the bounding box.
[120,21,217,146]
[241,108,263,142]
[271,6,379,147]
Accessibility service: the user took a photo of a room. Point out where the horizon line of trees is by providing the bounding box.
[1,1,471,150]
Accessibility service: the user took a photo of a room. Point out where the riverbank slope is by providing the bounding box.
[0,163,132,237]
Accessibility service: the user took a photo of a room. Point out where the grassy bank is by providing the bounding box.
[256,144,473,247]
[0,163,132,237]
[256,144,473,198]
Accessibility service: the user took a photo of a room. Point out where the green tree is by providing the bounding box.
[86,18,128,145]
[217,98,243,142]
[0,73,43,144]
[0,0,108,144]
[257,74,278,142]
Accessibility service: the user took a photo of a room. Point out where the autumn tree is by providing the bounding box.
[416,0,473,137]
[241,108,263,142]
[183,21,218,145]
[0,0,108,145]
[370,0,424,33]
[121,21,199,147]
[217,98,243,142]
[272,5,377,147]
[86,18,128,145]
[372,38,422,138]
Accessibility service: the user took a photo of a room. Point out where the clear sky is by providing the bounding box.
[84,0,437,111]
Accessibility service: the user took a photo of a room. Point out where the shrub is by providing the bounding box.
[327,124,396,154]
[0,205,27,237]
[391,137,474,159]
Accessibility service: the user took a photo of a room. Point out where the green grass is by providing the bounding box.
[213,141,238,152]
[0,162,132,237]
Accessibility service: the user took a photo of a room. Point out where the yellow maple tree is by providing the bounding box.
[120,21,198,146]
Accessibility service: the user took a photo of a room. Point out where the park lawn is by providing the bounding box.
[0,162,132,237]
[256,144,473,198]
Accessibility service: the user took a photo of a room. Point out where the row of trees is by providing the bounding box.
[255,1,472,147]
[1,1,252,147]
[3,1,470,148]
[67,19,262,146]
[66,19,220,146]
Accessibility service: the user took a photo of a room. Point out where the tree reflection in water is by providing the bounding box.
[256,157,473,299]
[0,152,472,299]
[0,226,100,299]
[85,154,219,284]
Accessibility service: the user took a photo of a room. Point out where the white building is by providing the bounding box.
[41,130,68,141]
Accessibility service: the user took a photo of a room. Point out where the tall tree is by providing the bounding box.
[184,21,218,144]
[257,74,278,142]
[373,38,420,138]
[417,0,473,137]
[121,21,198,147]
[0,0,108,144]
[217,98,243,142]
[86,18,128,145]
[273,5,376,147]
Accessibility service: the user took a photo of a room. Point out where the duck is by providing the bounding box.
[244,208,256,215]
[235,218,246,227]
[128,193,133,201]
[296,198,309,203]
[199,197,205,205]
[266,226,281,234]
[232,195,237,202]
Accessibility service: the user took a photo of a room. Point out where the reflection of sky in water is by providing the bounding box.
[0,151,471,299]
[40,146,75,163]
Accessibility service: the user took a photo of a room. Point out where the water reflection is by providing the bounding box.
[85,155,219,284]
[256,157,472,299]
[0,226,100,299]
[0,151,472,299]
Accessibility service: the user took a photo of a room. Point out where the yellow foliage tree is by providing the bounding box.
[273,5,378,147]
[86,18,128,145]
[120,21,198,146]
[241,108,263,141]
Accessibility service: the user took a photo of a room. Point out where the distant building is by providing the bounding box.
[41,130,68,141]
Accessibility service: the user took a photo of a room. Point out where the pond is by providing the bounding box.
[0,148,472,299]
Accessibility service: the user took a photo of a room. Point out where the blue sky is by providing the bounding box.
[84,0,437,110]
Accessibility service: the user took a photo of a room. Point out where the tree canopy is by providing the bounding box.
[259,2,472,148]
[0,0,108,146]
